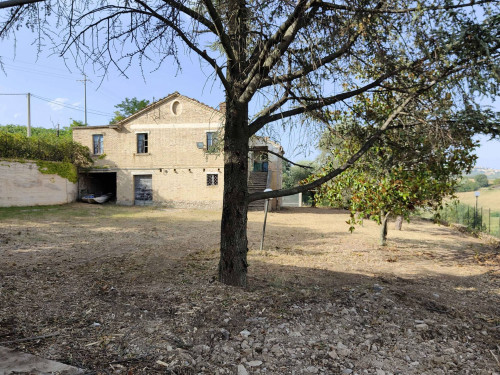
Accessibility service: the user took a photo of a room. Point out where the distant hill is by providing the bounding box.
[467,167,500,179]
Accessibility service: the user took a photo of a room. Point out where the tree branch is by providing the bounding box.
[248,72,394,136]
[157,0,217,34]
[0,0,43,9]
[131,2,232,93]
[249,83,434,202]
[259,30,362,89]
[200,0,236,63]
[239,0,315,103]
[316,1,496,14]
[249,147,314,169]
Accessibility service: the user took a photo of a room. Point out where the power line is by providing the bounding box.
[0,92,114,116]
[3,58,79,75]
[1,63,78,81]
[31,94,113,117]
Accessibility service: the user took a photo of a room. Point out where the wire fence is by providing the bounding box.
[437,201,500,238]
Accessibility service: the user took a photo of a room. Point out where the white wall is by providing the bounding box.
[0,161,77,207]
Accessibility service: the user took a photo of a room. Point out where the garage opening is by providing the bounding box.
[79,172,117,202]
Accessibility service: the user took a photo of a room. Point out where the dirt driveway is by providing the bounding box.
[0,204,498,374]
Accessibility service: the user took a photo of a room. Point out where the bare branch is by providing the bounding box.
[157,0,216,34]
[134,0,231,93]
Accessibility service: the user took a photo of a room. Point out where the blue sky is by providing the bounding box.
[1,29,499,168]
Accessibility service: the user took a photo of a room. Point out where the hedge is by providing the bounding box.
[0,131,93,168]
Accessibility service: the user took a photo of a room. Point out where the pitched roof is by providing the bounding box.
[115,91,222,126]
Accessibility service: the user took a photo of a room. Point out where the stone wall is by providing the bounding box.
[0,160,77,207]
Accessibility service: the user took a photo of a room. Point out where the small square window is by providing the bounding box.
[93,134,103,155]
[137,133,148,153]
[207,173,218,186]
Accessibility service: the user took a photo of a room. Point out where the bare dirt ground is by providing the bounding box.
[0,204,499,375]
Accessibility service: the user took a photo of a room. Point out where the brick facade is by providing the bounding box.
[73,92,283,209]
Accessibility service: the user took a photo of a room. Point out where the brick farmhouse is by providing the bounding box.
[72,92,284,209]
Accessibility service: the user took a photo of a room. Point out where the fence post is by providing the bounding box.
[467,206,470,227]
[488,208,491,234]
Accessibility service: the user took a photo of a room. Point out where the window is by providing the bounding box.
[207,173,218,186]
[137,133,148,154]
[206,132,218,152]
[93,134,103,155]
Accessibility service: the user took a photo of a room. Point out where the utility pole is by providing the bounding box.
[78,74,89,126]
[27,92,31,137]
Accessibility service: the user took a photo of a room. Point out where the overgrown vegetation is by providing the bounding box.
[0,130,92,168]
[456,174,490,192]
[436,201,500,238]
[282,160,317,205]
[35,160,78,183]
[0,124,75,141]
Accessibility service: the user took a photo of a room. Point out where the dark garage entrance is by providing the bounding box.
[79,172,117,202]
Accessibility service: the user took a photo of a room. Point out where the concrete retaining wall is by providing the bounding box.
[0,160,77,207]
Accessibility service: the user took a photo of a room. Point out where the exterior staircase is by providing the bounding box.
[248,171,268,211]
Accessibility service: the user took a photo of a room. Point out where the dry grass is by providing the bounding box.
[0,204,499,372]
[456,187,500,212]
[247,208,499,294]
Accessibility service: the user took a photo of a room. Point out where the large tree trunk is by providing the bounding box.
[380,210,390,246]
[218,0,251,287]
[218,100,250,287]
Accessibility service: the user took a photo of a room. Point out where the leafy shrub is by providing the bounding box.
[0,124,73,141]
[474,174,489,188]
[455,180,479,192]
[0,131,92,168]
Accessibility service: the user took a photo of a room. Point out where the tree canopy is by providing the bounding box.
[110,98,151,124]
[474,174,489,188]
[2,0,499,286]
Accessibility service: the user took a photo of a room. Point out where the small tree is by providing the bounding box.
[474,174,489,188]
[110,97,151,124]
[69,119,85,128]
[311,85,479,245]
[283,160,317,205]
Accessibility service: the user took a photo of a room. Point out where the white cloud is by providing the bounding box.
[13,113,20,119]
[72,101,81,107]
[48,98,69,111]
